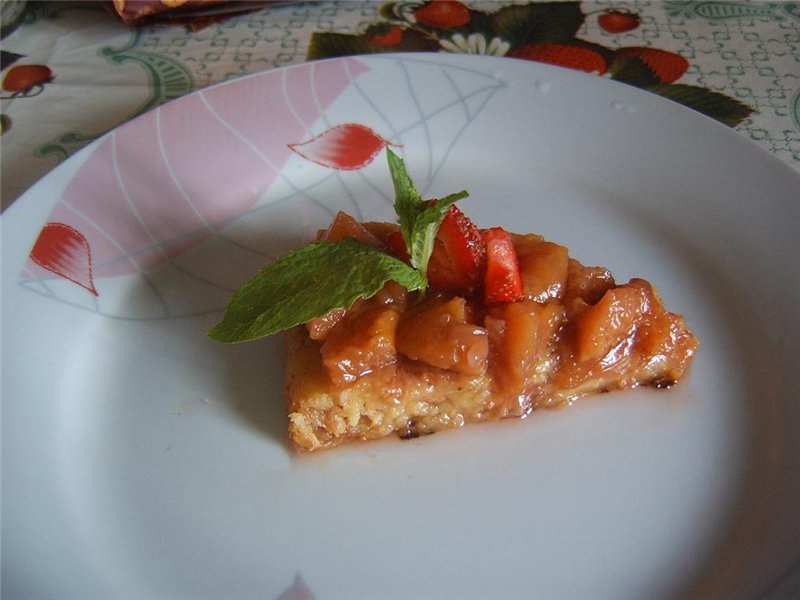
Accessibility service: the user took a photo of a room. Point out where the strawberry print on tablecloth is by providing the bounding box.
[307,0,754,127]
[1,50,56,136]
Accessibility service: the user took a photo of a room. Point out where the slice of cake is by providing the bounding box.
[284,216,697,450]
[210,150,698,451]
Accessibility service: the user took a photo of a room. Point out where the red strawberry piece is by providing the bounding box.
[427,205,485,295]
[482,227,523,304]
[367,25,405,47]
[598,10,641,34]
[2,64,53,94]
[615,47,688,83]
[413,0,471,29]
[385,229,411,263]
[508,43,607,75]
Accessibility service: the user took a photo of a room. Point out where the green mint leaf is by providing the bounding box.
[387,148,422,246]
[386,149,468,279]
[209,238,425,343]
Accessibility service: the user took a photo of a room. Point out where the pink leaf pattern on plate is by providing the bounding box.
[288,123,394,169]
[22,58,369,281]
[18,56,507,319]
[275,574,316,600]
[29,222,98,296]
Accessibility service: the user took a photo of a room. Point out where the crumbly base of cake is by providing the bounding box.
[284,324,690,451]
[285,327,498,450]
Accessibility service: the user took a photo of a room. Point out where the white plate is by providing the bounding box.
[3,54,799,600]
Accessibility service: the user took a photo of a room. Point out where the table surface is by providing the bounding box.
[1,0,799,211]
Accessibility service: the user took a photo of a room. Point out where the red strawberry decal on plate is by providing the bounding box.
[413,0,471,29]
[615,47,689,83]
[276,575,316,600]
[289,123,394,170]
[598,10,641,34]
[30,223,98,295]
[508,43,607,75]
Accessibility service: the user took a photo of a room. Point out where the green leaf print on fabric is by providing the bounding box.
[33,30,196,164]
[99,30,195,115]
[645,83,756,127]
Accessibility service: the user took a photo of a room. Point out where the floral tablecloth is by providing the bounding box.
[1,0,799,211]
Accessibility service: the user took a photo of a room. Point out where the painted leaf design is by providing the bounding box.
[22,58,369,282]
[30,222,98,295]
[18,57,505,320]
[288,123,393,169]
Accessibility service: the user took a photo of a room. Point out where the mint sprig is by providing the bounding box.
[209,149,468,343]
[209,238,425,342]
[387,149,468,281]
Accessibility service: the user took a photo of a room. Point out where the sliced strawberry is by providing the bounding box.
[427,205,485,296]
[482,227,524,304]
[385,228,411,263]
